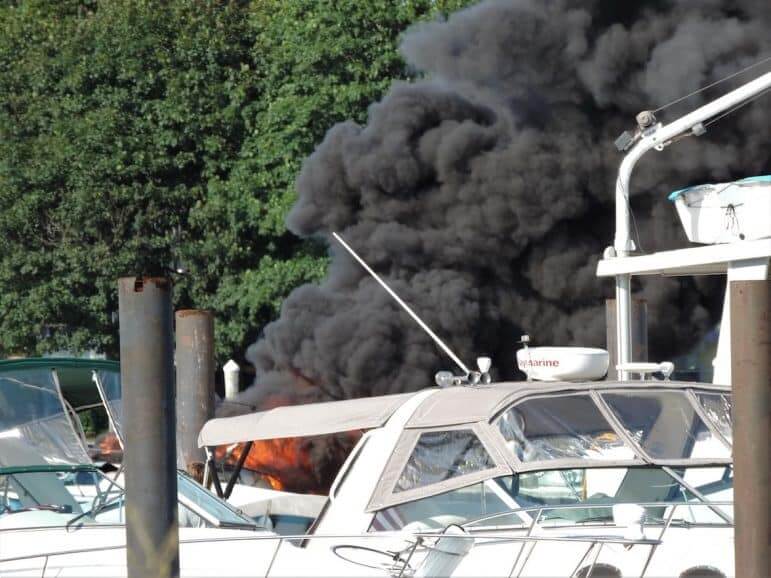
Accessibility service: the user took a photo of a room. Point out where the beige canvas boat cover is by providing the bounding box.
[404,385,519,428]
[198,392,415,447]
[403,382,590,428]
[404,380,734,428]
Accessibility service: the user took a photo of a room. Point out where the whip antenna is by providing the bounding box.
[332,232,471,376]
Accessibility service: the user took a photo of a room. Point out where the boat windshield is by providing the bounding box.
[695,392,732,444]
[93,368,124,442]
[0,466,257,531]
[601,392,730,459]
[0,368,91,466]
[497,395,636,462]
[369,465,732,531]
[496,390,731,464]
[496,465,733,525]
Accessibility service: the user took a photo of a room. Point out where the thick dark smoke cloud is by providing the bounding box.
[243,0,770,405]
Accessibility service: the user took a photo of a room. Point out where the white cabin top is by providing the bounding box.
[201,380,732,514]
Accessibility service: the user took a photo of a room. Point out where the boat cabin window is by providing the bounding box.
[371,479,522,531]
[677,465,733,521]
[496,395,636,463]
[370,466,732,531]
[696,393,732,444]
[395,429,495,493]
[509,466,732,526]
[602,392,730,460]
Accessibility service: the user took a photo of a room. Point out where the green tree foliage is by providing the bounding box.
[78,406,109,438]
[0,0,470,362]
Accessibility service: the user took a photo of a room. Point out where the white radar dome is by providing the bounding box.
[516,347,609,382]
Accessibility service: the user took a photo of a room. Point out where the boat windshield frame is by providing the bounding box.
[0,464,258,531]
[368,463,734,532]
[0,365,93,466]
[367,382,732,512]
[0,464,97,476]
[0,359,259,531]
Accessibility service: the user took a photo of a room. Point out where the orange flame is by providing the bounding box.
[262,473,285,491]
[217,372,362,493]
[217,438,312,492]
[93,432,123,463]
[218,431,361,494]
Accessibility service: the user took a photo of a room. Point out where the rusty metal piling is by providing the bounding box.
[118,277,179,578]
[175,309,215,475]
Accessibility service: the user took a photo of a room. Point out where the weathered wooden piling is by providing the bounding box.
[730,280,770,578]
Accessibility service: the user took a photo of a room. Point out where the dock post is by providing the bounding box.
[605,298,648,380]
[175,309,215,477]
[118,277,179,578]
[730,280,770,578]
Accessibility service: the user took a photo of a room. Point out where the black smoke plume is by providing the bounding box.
[242,0,770,406]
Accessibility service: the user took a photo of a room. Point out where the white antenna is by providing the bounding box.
[332,232,471,376]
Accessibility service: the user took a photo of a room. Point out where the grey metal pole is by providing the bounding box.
[175,309,215,475]
[118,277,179,578]
[605,298,648,380]
[730,280,770,578]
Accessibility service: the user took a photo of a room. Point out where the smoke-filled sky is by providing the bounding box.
[242,0,770,406]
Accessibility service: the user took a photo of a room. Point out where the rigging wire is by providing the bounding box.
[629,197,645,255]
[637,85,771,255]
[637,84,771,153]
[703,85,771,128]
[617,177,646,255]
[653,54,771,114]
[620,56,771,257]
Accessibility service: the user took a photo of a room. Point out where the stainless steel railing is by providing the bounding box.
[0,501,733,578]
[461,500,733,577]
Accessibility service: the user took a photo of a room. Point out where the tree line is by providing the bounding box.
[0,0,469,364]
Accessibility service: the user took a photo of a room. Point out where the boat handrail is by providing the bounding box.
[463,499,735,528]
[0,500,734,539]
[0,529,661,564]
[0,505,734,578]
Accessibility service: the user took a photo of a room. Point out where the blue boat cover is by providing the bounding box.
[667,175,771,202]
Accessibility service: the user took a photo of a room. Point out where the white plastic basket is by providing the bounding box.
[669,176,771,244]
